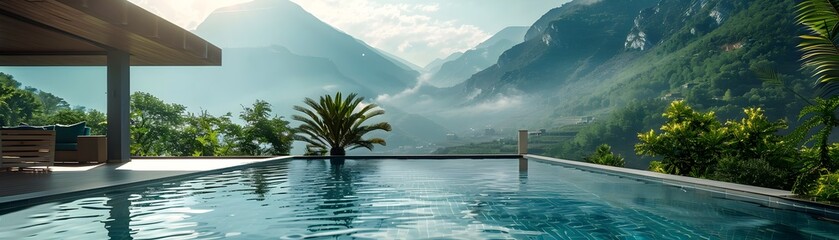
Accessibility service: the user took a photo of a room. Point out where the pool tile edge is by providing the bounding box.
[525,154,839,219]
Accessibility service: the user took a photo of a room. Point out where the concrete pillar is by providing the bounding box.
[107,50,130,163]
[518,129,528,155]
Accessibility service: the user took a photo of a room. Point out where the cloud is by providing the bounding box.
[574,0,602,5]
[462,94,524,114]
[129,0,251,30]
[290,0,490,66]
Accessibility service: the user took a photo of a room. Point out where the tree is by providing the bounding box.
[239,100,293,155]
[129,92,186,156]
[787,97,839,193]
[292,92,391,156]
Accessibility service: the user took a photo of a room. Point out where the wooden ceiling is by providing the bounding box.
[0,0,221,66]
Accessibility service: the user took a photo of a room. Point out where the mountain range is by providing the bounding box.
[426,26,528,88]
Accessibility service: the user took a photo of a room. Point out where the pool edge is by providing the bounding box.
[0,156,294,210]
[526,154,839,219]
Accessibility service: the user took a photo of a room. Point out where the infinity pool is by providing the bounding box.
[0,159,836,239]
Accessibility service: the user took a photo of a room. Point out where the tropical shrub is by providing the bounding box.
[712,156,794,189]
[711,107,797,189]
[636,100,726,176]
[648,161,666,173]
[811,170,839,202]
[293,92,391,156]
[586,144,625,167]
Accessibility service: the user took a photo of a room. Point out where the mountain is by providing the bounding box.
[423,52,463,74]
[370,46,424,73]
[427,26,528,88]
[461,0,658,98]
[424,0,809,164]
[194,0,419,93]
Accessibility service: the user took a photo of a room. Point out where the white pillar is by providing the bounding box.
[518,129,528,155]
[107,50,130,163]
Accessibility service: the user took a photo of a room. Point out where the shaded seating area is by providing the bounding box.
[0,0,222,164]
[0,128,55,172]
[0,122,106,170]
[47,122,107,164]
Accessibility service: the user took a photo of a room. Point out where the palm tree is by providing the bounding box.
[797,0,839,95]
[792,97,839,168]
[292,92,391,156]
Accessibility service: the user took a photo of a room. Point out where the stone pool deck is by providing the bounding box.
[0,157,290,206]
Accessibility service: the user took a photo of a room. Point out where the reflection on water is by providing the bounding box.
[104,192,132,240]
[0,159,836,239]
[308,160,359,233]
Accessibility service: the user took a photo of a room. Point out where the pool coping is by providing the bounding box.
[0,156,294,210]
[526,154,839,219]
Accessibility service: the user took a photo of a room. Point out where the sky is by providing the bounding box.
[129,0,569,66]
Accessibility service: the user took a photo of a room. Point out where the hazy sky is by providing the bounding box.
[129,0,568,66]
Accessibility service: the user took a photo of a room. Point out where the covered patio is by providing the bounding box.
[0,0,222,163]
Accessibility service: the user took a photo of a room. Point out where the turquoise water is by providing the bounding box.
[0,159,837,239]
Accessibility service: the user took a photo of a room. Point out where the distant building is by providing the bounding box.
[446,133,459,140]
[682,83,698,89]
[660,92,684,101]
[721,42,745,52]
[577,116,595,124]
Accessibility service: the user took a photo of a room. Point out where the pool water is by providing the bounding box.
[0,159,837,239]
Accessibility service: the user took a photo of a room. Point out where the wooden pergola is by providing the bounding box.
[0,0,222,162]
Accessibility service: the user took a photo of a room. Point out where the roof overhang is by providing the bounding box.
[0,0,221,66]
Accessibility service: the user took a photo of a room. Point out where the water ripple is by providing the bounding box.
[0,159,836,239]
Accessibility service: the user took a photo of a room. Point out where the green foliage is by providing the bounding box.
[0,73,294,157]
[548,99,667,163]
[130,92,187,156]
[293,92,391,155]
[586,144,625,167]
[636,100,725,176]
[811,170,839,201]
[635,101,797,189]
[238,100,293,155]
[175,111,235,156]
[712,107,797,188]
[0,84,42,126]
[789,97,839,169]
[795,0,839,95]
[130,94,294,157]
[648,161,666,173]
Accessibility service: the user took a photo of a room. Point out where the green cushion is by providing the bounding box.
[54,122,86,144]
[56,143,78,151]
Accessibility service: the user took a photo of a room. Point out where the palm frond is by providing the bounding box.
[797,0,839,95]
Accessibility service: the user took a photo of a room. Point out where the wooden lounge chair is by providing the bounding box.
[0,129,56,172]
